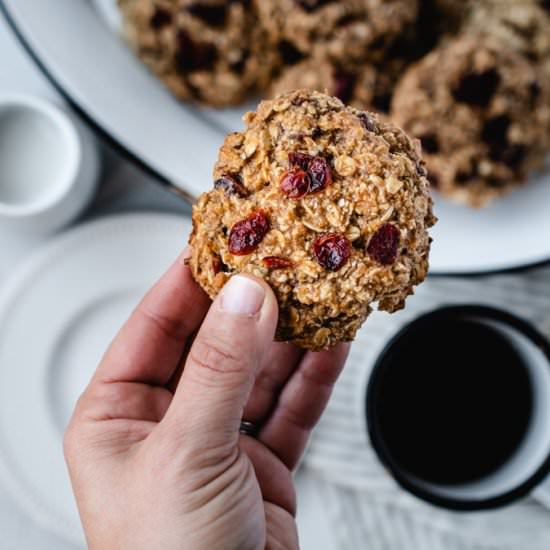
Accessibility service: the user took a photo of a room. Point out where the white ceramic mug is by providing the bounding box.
[0,95,99,235]
[367,305,550,510]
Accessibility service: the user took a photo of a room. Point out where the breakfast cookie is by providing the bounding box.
[118,0,275,106]
[391,33,550,207]
[189,90,435,350]
[255,0,419,68]
[268,56,406,114]
[467,0,550,80]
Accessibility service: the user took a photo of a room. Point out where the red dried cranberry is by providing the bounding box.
[150,8,172,29]
[295,0,333,12]
[214,174,248,197]
[333,71,356,104]
[281,167,311,199]
[229,210,270,255]
[289,151,313,171]
[186,4,227,27]
[367,224,400,265]
[262,256,293,269]
[452,69,500,107]
[175,30,217,73]
[308,156,332,193]
[313,233,351,271]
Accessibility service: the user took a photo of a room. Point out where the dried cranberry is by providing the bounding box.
[214,174,249,197]
[452,69,500,107]
[499,144,526,168]
[175,30,217,73]
[228,210,270,255]
[289,151,313,170]
[313,233,351,271]
[367,224,400,265]
[419,133,439,154]
[281,167,311,199]
[186,4,227,27]
[372,92,392,113]
[530,81,542,101]
[262,256,293,269]
[278,40,304,65]
[308,156,332,193]
[150,8,172,29]
[333,71,356,104]
[295,0,333,12]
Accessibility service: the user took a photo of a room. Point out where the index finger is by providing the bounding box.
[93,249,211,386]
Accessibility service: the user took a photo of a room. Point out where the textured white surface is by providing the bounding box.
[306,270,550,548]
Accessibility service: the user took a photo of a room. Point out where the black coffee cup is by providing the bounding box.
[367,305,550,510]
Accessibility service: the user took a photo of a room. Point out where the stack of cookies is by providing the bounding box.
[119,0,550,207]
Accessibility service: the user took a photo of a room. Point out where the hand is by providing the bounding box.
[64,249,349,550]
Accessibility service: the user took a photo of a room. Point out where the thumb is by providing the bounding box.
[162,274,278,449]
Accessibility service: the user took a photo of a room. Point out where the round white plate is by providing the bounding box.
[2,0,550,274]
[0,213,190,546]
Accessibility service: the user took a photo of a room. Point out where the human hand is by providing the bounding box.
[64,249,349,550]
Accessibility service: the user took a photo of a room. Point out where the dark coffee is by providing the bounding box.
[369,316,533,485]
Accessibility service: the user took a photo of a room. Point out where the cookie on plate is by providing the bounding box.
[467,0,550,73]
[268,56,406,115]
[255,0,419,68]
[189,90,435,350]
[391,33,550,207]
[118,0,275,106]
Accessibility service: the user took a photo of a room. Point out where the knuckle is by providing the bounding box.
[137,304,189,343]
[189,334,248,379]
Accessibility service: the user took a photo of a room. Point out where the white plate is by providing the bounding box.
[2,0,550,274]
[0,213,190,546]
[0,212,338,550]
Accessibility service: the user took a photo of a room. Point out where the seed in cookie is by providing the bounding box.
[214,174,249,197]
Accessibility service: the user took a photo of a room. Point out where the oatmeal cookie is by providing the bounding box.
[255,0,419,68]
[118,0,275,106]
[189,90,435,350]
[268,56,406,115]
[391,33,550,207]
[467,0,550,78]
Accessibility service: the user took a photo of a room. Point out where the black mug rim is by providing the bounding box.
[366,304,550,511]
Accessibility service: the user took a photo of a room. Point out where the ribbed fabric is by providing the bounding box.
[305,265,550,549]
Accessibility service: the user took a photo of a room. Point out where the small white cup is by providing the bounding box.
[0,95,100,236]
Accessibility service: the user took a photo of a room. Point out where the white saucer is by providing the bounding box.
[0,213,190,546]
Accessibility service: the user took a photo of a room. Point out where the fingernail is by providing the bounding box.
[220,275,265,316]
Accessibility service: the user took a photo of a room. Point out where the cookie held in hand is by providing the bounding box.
[189,90,436,350]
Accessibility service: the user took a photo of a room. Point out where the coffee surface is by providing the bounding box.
[373,318,533,485]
